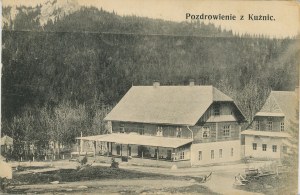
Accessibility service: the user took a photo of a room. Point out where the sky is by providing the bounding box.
[2,0,300,38]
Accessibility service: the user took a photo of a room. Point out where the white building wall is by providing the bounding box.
[244,135,283,159]
[191,140,240,166]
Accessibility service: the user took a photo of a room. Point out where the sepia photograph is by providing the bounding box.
[0,0,299,194]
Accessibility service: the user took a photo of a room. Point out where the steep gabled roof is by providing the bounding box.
[271,91,298,123]
[256,91,298,123]
[104,85,242,125]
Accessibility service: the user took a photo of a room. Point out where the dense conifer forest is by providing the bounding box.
[1,4,299,150]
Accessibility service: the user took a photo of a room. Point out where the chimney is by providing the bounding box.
[153,81,160,88]
[189,79,195,86]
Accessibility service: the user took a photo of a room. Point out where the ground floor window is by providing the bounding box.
[180,151,185,160]
[198,151,202,160]
[219,149,222,158]
[231,148,234,156]
[211,150,214,159]
[262,144,267,151]
[282,146,287,153]
[116,145,121,155]
[272,145,277,152]
[252,143,257,150]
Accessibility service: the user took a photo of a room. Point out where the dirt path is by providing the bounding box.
[7,160,271,194]
[120,161,268,195]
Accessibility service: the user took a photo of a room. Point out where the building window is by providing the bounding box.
[252,143,257,150]
[267,121,273,131]
[255,121,260,130]
[176,127,182,138]
[138,125,144,135]
[223,125,231,137]
[156,126,163,136]
[211,150,214,159]
[214,104,220,116]
[262,144,267,151]
[198,151,202,160]
[180,151,185,159]
[282,146,287,153]
[272,145,277,152]
[219,149,222,158]
[202,127,210,138]
[231,148,234,156]
[119,123,125,133]
[280,122,285,131]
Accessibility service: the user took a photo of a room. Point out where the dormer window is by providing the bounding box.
[255,121,260,130]
[176,127,182,138]
[119,123,125,133]
[223,125,231,137]
[267,121,273,131]
[280,122,284,131]
[157,126,163,136]
[214,104,220,116]
[202,127,210,138]
[138,124,144,135]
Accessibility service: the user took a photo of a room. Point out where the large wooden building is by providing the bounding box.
[241,90,298,159]
[79,82,246,166]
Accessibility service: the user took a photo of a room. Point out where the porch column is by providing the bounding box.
[93,141,96,157]
[121,144,123,157]
[216,122,218,141]
[78,139,81,156]
[172,148,175,161]
[80,132,83,153]
[107,142,109,157]
[110,142,113,156]
[127,144,129,158]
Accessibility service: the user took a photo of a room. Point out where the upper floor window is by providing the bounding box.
[176,127,182,138]
[219,149,223,158]
[119,123,125,133]
[223,125,231,137]
[267,121,273,131]
[138,125,144,135]
[262,144,267,151]
[214,104,220,116]
[198,151,202,160]
[156,126,163,136]
[280,122,285,132]
[231,148,234,156]
[179,151,185,159]
[255,121,260,130]
[211,150,214,159]
[272,145,277,152]
[252,143,257,150]
[202,127,210,138]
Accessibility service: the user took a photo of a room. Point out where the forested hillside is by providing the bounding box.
[2,4,299,148]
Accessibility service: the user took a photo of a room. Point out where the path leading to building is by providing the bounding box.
[7,159,272,194]
[119,161,271,195]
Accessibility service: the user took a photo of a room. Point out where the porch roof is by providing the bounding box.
[77,133,193,148]
[241,130,291,138]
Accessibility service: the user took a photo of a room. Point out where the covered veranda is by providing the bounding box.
[75,133,193,162]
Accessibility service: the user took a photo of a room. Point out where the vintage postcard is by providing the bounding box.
[1,0,299,194]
